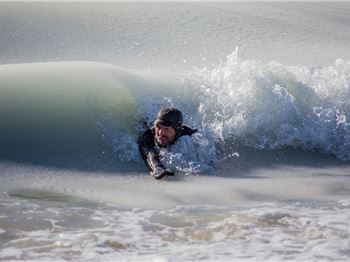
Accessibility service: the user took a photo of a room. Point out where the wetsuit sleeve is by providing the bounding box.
[137,129,167,177]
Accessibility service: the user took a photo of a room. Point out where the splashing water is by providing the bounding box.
[159,133,215,174]
[99,49,350,167]
[182,49,350,160]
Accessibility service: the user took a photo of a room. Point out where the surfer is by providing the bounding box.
[138,107,197,179]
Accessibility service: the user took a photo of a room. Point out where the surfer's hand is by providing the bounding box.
[165,170,174,176]
[152,166,174,179]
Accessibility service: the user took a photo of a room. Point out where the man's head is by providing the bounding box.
[154,107,183,146]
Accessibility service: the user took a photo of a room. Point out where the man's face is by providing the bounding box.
[155,123,176,146]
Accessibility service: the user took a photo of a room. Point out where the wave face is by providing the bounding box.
[0,62,137,162]
[1,54,350,169]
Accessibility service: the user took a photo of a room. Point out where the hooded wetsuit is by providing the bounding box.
[137,108,197,179]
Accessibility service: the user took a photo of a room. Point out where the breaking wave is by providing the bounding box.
[1,51,350,172]
[183,49,350,161]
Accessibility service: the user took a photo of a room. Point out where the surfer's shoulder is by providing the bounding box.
[181,125,198,136]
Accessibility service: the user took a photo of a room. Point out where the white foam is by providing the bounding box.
[1,197,349,261]
[181,50,350,160]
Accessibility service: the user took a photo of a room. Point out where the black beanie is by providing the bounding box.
[154,107,183,138]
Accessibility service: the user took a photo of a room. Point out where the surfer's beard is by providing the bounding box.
[156,135,169,146]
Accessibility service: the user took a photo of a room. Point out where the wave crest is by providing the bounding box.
[186,50,350,160]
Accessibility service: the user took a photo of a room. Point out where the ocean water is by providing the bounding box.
[1,2,350,261]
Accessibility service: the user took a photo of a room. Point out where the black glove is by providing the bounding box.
[151,166,174,179]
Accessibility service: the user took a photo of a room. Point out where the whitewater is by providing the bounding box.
[1,2,350,261]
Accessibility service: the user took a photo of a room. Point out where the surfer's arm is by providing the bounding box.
[138,147,172,179]
[137,129,173,179]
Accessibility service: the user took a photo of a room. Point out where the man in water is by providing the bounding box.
[138,107,197,179]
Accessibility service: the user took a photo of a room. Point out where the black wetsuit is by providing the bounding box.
[137,125,197,179]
